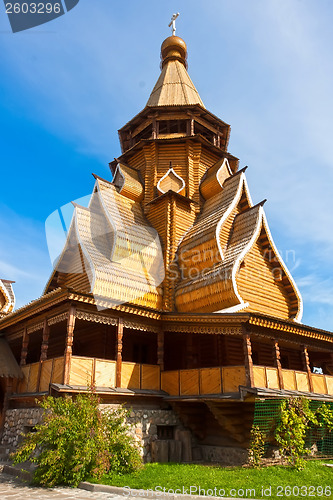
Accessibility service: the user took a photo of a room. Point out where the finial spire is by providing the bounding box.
[168,13,179,36]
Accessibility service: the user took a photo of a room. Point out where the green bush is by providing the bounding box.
[275,397,333,470]
[12,392,142,487]
[248,425,265,468]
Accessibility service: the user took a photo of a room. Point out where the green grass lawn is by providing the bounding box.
[89,460,333,499]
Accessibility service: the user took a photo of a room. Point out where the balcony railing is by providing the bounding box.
[160,366,246,396]
[13,357,333,397]
[253,365,333,395]
[15,356,161,394]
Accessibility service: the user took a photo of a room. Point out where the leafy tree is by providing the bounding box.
[12,392,142,487]
[275,397,333,470]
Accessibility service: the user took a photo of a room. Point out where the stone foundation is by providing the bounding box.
[1,406,249,466]
[0,405,185,463]
[101,404,185,462]
[199,445,248,466]
[1,408,44,450]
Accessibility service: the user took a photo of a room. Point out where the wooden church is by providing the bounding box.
[0,27,333,461]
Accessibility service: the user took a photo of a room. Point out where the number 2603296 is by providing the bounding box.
[5,3,62,14]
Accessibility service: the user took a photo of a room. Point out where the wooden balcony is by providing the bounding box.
[15,356,161,394]
[253,365,333,395]
[13,357,333,398]
[161,366,246,396]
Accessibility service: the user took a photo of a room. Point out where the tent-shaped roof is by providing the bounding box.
[146,36,205,108]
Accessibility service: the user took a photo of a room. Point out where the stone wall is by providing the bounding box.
[101,405,185,463]
[0,405,185,463]
[1,408,44,451]
[199,445,248,466]
[1,406,249,466]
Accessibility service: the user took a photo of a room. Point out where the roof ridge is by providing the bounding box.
[92,173,112,184]
[235,199,267,217]
[224,166,248,183]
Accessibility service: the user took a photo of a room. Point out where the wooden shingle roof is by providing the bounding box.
[0,279,15,315]
[147,59,205,108]
[45,169,164,310]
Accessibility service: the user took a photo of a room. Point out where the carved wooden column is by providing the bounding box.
[63,305,76,385]
[157,331,164,371]
[152,119,157,139]
[243,332,254,388]
[40,319,50,362]
[190,118,195,136]
[116,318,123,388]
[20,326,29,366]
[273,340,284,389]
[37,319,50,392]
[302,345,314,393]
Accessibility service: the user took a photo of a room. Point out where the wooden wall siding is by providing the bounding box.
[253,366,266,388]
[157,143,187,189]
[222,366,247,392]
[180,369,200,395]
[224,337,244,366]
[161,366,246,396]
[27,363,39,393]
[121,362,140,389]
[251,341,275,367]
[186,141,202,204]
[200,367,222,394]
[161,370,180,396]
[295,371,310,392]
[146,197,168,244]
[312,374,328,395]
[198,336,218,368]
[141,364,160,390]
[164,333,187,370]
[143,143,158,207]
[266,367,280,389]
[281,369,297,390]
[26,330,43,365]
[39,359,53,392]
[69,357,94,386]
[127,149,146,180]
[252,365,333,395]
[51,357,65,384]
[199,147,221,181]
[286,349,303,371]
[13,356,333,397]
[236,238,291,320]
[95,359,116,387]
[326,376,333,395]
[73,322,116,361]
[47,324,66,360]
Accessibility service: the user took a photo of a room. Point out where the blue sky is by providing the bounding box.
[0,0,332,330]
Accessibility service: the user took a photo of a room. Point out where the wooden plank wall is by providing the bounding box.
[14,358,333,397]
[161,366,246,396]
[252,365,333,396]
[69,357,94,386]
